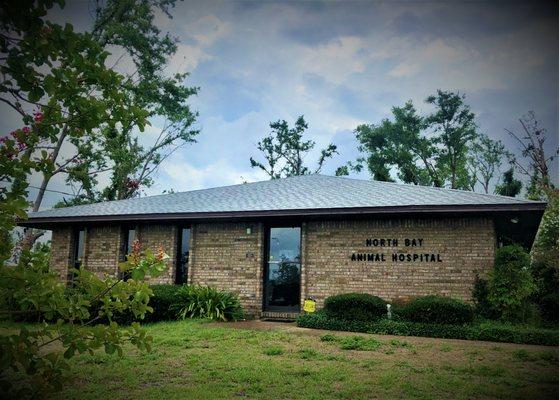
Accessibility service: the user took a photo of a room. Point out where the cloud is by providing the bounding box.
[6,0,558,212]
[184,15,230,46]
[296,36,367,84]
[166,43,213,74]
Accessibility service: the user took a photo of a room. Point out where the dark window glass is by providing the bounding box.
[176,228,190,284]
[120,228,136,280]
[264,227,301,311]
[124,229,135,258]
[73,229,85,268]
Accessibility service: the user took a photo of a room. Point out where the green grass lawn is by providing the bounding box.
[5,319,559,399]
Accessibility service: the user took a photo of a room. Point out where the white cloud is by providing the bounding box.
[184,15,230,46]
[297,36,367,84]
[167,43,213,74]
[158,158,267,193]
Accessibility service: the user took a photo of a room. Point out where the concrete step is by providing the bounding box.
[260,311,300,321]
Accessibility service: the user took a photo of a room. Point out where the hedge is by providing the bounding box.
[324,293,386,321]
[396,295,474,325]
[144,284,183,323]
[297,311,559,346]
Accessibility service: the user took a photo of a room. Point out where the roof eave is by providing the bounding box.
[18,202,547,228]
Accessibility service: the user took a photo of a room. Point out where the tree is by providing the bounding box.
[1,0,198,246]
[488,245,535,322]
[0,240,169,397]
[467,133,508,193]
[505,112,557,200]
[351,90,478,189]
[531,188,559,321]
[495,167,522,197]
[1,0,153,249]
[425,90,478,190]
[65,0,199,204]
[354,101,440,185]
[250,115,338,179]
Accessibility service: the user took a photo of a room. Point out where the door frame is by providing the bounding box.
[262,224,302,312]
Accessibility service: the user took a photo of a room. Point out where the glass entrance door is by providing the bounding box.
[264,227,301,312]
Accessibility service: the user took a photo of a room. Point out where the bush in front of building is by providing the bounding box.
[324,293,387,321]
[539,293,559,323]
[395,295,474,325]
[488,245,535,322]
[472,275,499,320]
[172,284,244,321]
[296,311,559,346]
[144,284,183,323]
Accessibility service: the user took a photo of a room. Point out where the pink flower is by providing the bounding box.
[22,127,30,134]
[33,112,44,123]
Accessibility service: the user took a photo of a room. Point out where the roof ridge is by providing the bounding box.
[319,174,540,204]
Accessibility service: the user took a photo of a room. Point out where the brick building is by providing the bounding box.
[21,175,546,318]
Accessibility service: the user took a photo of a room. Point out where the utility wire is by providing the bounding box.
[27,185,78,197]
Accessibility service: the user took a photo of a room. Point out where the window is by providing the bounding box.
[119,227,137,281]
[73,229,85,268]
[69,228,86,282]
[121,228,136,261]
[176,228,190,284]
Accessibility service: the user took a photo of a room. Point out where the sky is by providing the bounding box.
[1,0,558,209]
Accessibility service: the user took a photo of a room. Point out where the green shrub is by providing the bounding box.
[296,311,559,346]
[172,284,243,321]
[540,293,559,322]
[144,285,182,322]
[396,295,473,325]
[472,275,498,319]
[489,245,535,322]
[324,293,386,321]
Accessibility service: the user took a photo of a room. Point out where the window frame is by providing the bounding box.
[175,226,191,285]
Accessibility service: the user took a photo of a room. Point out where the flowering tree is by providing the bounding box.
[0,2,173,396]
[0,241,169,397]
[1,0,199,248]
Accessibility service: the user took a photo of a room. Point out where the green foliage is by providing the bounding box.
[539,293,559,323]
[468,133,508,193]
[494,167,522,197]
[250,115,338,179]
[297,311,559,346]
[1,0,152,220]
[323,293,387,322]
[352,90,481,189]
[488,245,535,322]
[144,284,182,323]
[0,242,169,397]
[172,285,244,321]
[531,189,559,320]
[472,276,498,320]
[396,295,474,325]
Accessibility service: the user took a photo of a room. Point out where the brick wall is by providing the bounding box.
[189,222,264,316]
[50,227,73,280]
[48,216,496,315]
[83,225,121,278]
[48,223,178,283]
[136,224,178,285]
[302,217,495,307]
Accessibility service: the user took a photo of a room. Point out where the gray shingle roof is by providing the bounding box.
[26,175,544,223]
